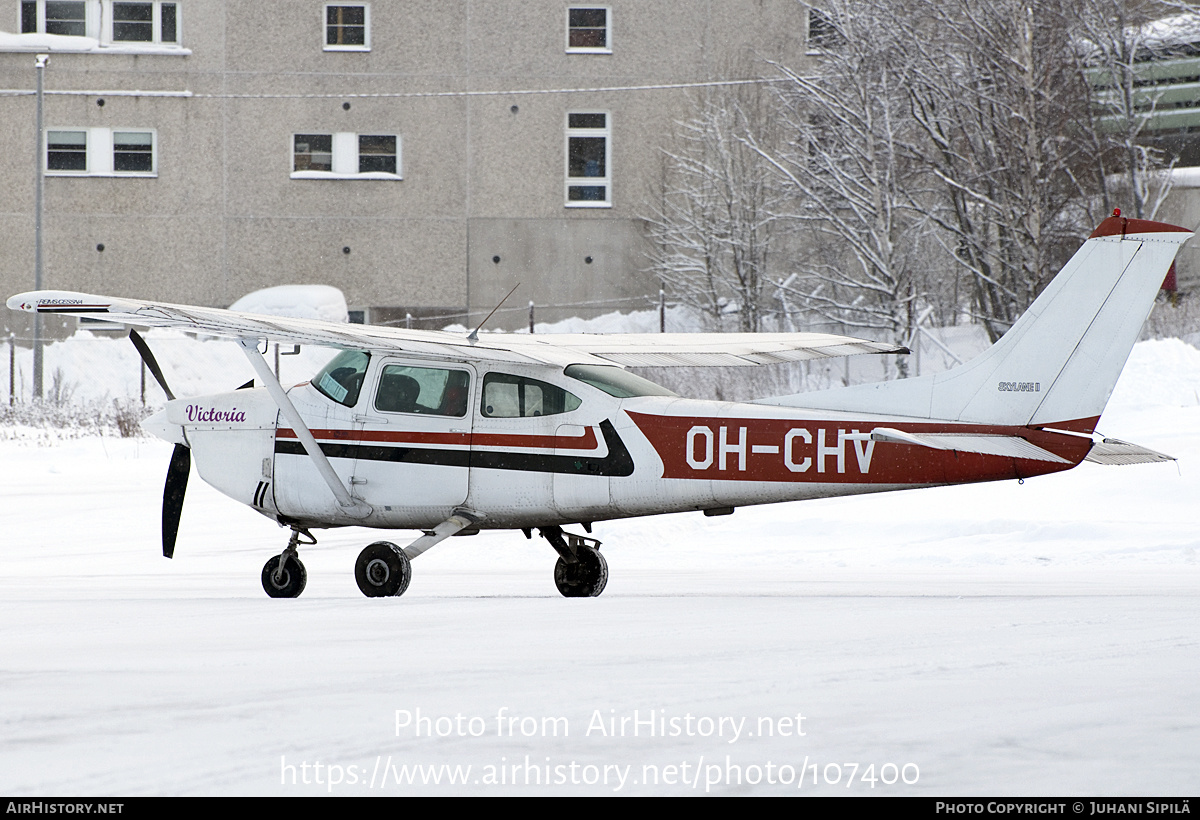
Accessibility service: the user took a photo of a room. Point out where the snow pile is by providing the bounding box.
[0,29,102,51]
[1107,338,1200,410]
[1134,11,1200,53]
[229,285,349,324]
[0,29,189,54]
[442,304,701,336]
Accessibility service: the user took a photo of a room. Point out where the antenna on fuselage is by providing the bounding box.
[467,283,520,342]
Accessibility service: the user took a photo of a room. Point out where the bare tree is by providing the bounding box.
[643,80,784,333]
[645,0,1188,355]
[1070,0,1188,221]
[744,1,932,376]
[895,0,1107,341]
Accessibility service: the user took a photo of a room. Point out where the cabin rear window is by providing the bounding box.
[313,350,370,407]
[482,373,581,418]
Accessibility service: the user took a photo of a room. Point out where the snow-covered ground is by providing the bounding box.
[1,339,1199,795]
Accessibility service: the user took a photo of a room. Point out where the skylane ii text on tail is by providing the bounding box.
[8,212,1189,598]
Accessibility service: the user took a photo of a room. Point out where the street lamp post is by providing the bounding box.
[33,53,48,401]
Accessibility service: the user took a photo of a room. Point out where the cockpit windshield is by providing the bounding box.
[312,349,371,407]
[564,364,678,398]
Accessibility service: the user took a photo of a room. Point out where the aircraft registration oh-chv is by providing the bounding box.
[8,210,1190,598]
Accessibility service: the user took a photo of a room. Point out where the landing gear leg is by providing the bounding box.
[261,527,314,598]
[351,511,479,599]
[540,525,608,598]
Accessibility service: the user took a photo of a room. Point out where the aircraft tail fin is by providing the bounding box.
[761,213,1192,431]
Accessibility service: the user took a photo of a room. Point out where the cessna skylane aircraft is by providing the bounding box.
[7,211,1190,599]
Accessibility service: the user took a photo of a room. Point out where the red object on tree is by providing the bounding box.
[1162,262,1177,292]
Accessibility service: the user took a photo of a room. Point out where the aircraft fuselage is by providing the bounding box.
[159,356,1089,533]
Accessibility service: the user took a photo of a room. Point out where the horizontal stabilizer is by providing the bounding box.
[1084,438,1176,465]
[869,427,1071,464]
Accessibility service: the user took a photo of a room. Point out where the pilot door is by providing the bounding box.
[349,359,475,518]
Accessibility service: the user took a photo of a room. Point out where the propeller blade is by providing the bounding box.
[162,443,190,559]
[129,330,175,401]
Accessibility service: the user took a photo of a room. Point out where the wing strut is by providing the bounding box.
[237,339,372,519]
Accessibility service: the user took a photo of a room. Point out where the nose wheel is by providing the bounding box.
[262,553,307,598]
[261,527,314,598]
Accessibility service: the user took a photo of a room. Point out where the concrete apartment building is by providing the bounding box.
[0,1,808,333]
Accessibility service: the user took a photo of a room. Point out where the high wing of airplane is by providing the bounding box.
[8,210,1191,599]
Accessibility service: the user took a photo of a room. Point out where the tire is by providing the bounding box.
[554,547,608,598]
[262,554,307,598]
[355,541,412,598]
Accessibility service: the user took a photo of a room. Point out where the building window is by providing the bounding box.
[357,134,396,173]
[292,132,400,179]
[19,0,182,46]
[565,112,610,207]
[566,6,610,53]
[293,134,333,171]
[112,130,154,171]
[111,1,179,44]
[45,127,156,176]
[325,4,369,51]
[806,8,842,52]
[21,0,86,35]
[47,129,87,171]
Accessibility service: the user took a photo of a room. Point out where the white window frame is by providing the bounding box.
[291,132,401,180]
[18,1,182,48]
[323,3,370,52]
[564,111,611,208]
[565,6,610,54]
[44,127,157,177]
[20,0,94,37]
[108,1,181,46]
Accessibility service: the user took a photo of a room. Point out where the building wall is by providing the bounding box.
[0,1,808,331]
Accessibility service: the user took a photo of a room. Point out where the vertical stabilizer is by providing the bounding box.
[761,214,1192,430]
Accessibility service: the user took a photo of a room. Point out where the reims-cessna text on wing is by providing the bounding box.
[8,212,1190,598]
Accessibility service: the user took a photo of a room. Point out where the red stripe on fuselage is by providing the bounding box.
[626,411,1092,485]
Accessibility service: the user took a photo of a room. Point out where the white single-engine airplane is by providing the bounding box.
[8,211,1191,598]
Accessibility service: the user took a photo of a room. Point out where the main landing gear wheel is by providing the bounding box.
[355,541,412,598]
[262,554,307,598]
[554,547,608,598]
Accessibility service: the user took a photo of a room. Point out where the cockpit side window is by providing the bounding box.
[313,350,371,407]
[482,372,582,418]
[375,365,470,417]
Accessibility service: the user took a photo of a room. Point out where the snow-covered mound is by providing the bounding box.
[1107,338,1200,410]
[229,285,348,324]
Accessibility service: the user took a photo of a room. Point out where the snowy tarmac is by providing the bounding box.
[2,340,1199,795]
